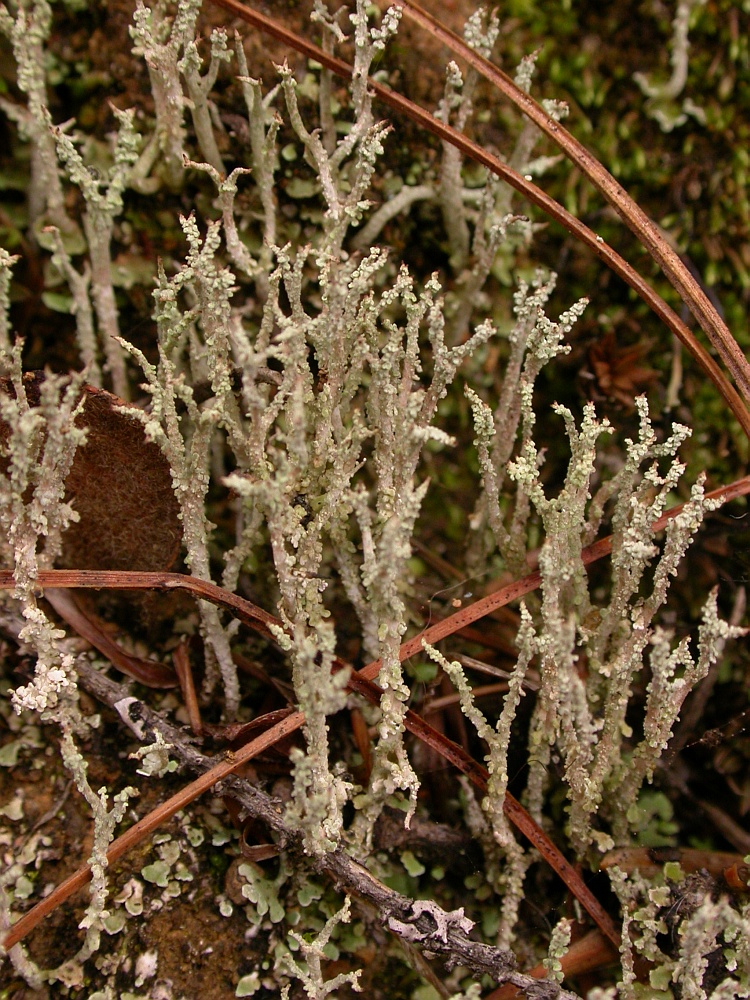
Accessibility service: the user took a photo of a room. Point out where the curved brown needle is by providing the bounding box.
[205,0,750,438]
[6,467,748,692]
[395,0,750,405]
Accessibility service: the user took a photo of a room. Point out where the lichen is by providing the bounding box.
[0,0,745,995]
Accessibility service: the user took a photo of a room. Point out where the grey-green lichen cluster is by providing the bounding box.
[0,0,748,996]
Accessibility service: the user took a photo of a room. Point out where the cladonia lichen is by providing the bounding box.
[0,0,745,995]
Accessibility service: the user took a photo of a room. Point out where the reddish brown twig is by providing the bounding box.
[11,473,744,684]
[173,640,202,736]
[1,569,619,948]
[205,0,750,439]
[9,664,581,994]
[600,847,750,886]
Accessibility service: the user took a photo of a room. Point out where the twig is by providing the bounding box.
[1,701,305,951]
[2,574,619,950]
[173,640,202,736]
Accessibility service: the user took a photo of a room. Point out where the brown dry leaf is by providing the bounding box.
[588,331,660,410]
[0,371,182,684]
[0,371,181,573]
[61,380,181,573]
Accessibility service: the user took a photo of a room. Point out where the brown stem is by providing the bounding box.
[1,709,305,952]
[173,640,202,736]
